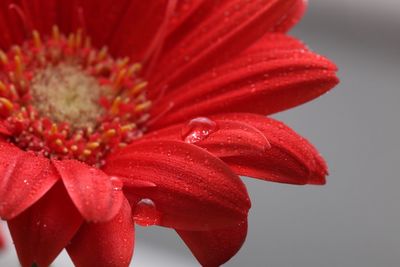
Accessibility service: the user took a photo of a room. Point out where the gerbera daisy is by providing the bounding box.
[0,0,338,266]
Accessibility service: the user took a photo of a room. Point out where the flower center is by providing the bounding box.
[31,63,106,130]
[0,27,151,166]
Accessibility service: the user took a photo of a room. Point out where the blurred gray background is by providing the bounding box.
[1,0,400,266]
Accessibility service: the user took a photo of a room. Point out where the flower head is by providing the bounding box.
[0,0,338,266]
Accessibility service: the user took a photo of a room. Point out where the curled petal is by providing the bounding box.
[67,198,135,267]
[143,113,327,185]
[8,182,83,267]
[103,140,250,231]
[53,159,124,222]
[0,140,59,219]
[177,220,248,267]
[211,113,328,185]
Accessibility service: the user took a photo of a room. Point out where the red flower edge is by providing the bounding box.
[0,1,339,266]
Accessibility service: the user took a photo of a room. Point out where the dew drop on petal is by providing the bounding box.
[133,198,161,227]
[110,176,123,191]
[181,117,218,144]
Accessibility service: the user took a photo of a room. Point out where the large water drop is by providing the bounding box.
[133,198,161,227]
[181,117,218,144]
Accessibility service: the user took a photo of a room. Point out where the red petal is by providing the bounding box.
[0,1,25,48]
[107,0,172,62]
[77,0,133,48]
[55,0,79,33]
[150,0,305,93]
[151,34,338,128]
[177,220,248,267]
[53,159,124,222]
[0,141,59,219]
[103,140,250,231]
[211,113,328,185]
[0,121,11,136]
[0,224,5,250]
[8,182,83,267]
[273,0,307,32]
[144,118,270,158]
[143,113,327,185]
[166,0,204,36]
[67,198,134,267]
[18,0,57,35]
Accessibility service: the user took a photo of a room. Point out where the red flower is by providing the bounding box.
[0,0,338,266]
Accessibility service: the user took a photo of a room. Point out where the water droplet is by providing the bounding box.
[133,198,161,227]
[110,176,123,191]
[181,117,218,144]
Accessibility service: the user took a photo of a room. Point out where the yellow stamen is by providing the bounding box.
[0,97,13,111]
[9,85,18,98]
[32,30,42,49]
[86,142,100,149]
[74,133,83,141]
[129,81,148,96]
[83,149,92,156]
[97,46,108,61]
[51,123,58,134]
[117,57,129,68]
[75,29,83,48]
[111,96,122,114]
[68,33,75,49]
[129,63,142,74]
[0,50,8,64]
[113,68,127,89]
[14,55,24,80]
[121,123,137,132]
[135,100,152,112]
[12,46,22,58]
[103,129,116,139]
[55,138,63,146]
[52,25,60,41]
[0,81,7,93]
